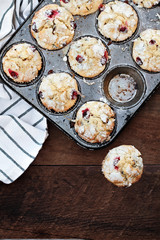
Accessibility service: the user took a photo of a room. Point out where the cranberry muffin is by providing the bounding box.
[98,1,138,42]
[31,4,75,50]
[132,29,160,72]
[60,0,103,16]
[102,145,143,187]
[39,72,79,112]
[68,36,109,78]
[74,101,115,143]
[2,43,42,83]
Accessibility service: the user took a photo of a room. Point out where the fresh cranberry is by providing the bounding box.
[99,3,105,11]
[32,22,38,33]
[104,50,108,61]
[48,69,54,74]
[82,108,90,119]
[71,90,78,100]
[45,9,59,18]
[8,69,18,79]
[113,157,120,170]
[119,26,128,33]
[136,57,143,65]
[149,39,156,45]
[70,21,77,30]
[61,0,70,3]
[101,50,108,65]
[76,55,84,63]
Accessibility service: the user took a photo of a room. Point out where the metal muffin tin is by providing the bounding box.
[0,0,159,149]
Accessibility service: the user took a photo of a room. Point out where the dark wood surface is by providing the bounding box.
[0,88,160,240]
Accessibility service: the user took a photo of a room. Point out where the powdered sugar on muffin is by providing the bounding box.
[132,0,160,8]
[98,1,138,42]
[31,4,75,50]
[74,101,115,143]
[132,29,160,72]
[68,37,109,78]
[60,0,103,16]
[39,72,79,112]
[2,43,42,83]
[102,145,143,187]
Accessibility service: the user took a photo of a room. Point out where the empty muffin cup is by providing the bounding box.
[103,65,146,108]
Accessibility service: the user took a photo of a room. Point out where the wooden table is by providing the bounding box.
[0,87,160,240]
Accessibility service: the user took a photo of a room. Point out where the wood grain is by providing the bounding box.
[0,166,160,240]
[34,88,160,166]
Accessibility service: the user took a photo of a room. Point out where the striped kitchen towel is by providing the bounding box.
[0,0,48,184]
[0,0,41,48]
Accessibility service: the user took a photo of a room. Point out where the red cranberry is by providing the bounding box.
[82,108,90,119]
[99,4,105,11]
[101,50,108,65]
[104,50,108,61]
[48,69,54,74]
[45,9,59,18]
[61,0,70,3]
[71,21,77,30]
[113,157,120,170]
[32,22,38,33]
[119,26,128,33]
[76,55,84,63]
[8,69,18,79]
[136,57,143,65]
[71,90,78,100]
[149,39,156,45]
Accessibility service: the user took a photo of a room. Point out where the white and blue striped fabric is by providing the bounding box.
[0,0,48,184]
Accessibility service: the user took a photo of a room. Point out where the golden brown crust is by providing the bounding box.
[31,4,75,50]
[74,101,115,143]
[39,72,79,112]
[60,0,103,16]
[2,43,42,83]
[102,145,143,187]
[68,37,109,78]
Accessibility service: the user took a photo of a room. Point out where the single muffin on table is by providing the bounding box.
[60,0,103,16]
[2,43,42,83]
[74,101,115,143]
[102,145,143,187]
[38,72,79,112]
[68,36,109,78]
[31,4,76,50]
[132,29,160,72]
[98,1,138,42]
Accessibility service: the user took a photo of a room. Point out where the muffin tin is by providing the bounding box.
[0,0,159,149]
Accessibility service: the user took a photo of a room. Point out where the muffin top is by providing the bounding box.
[2,43,42,83]
[31,4,75,50]
[68,37,109,78]
[98,1,138,42]
[74,101,115,143]
[39,72,79,112]
[60,0,103,16]
[132,29,160,72]
[132,0,160,8]
[102,145,143,187]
